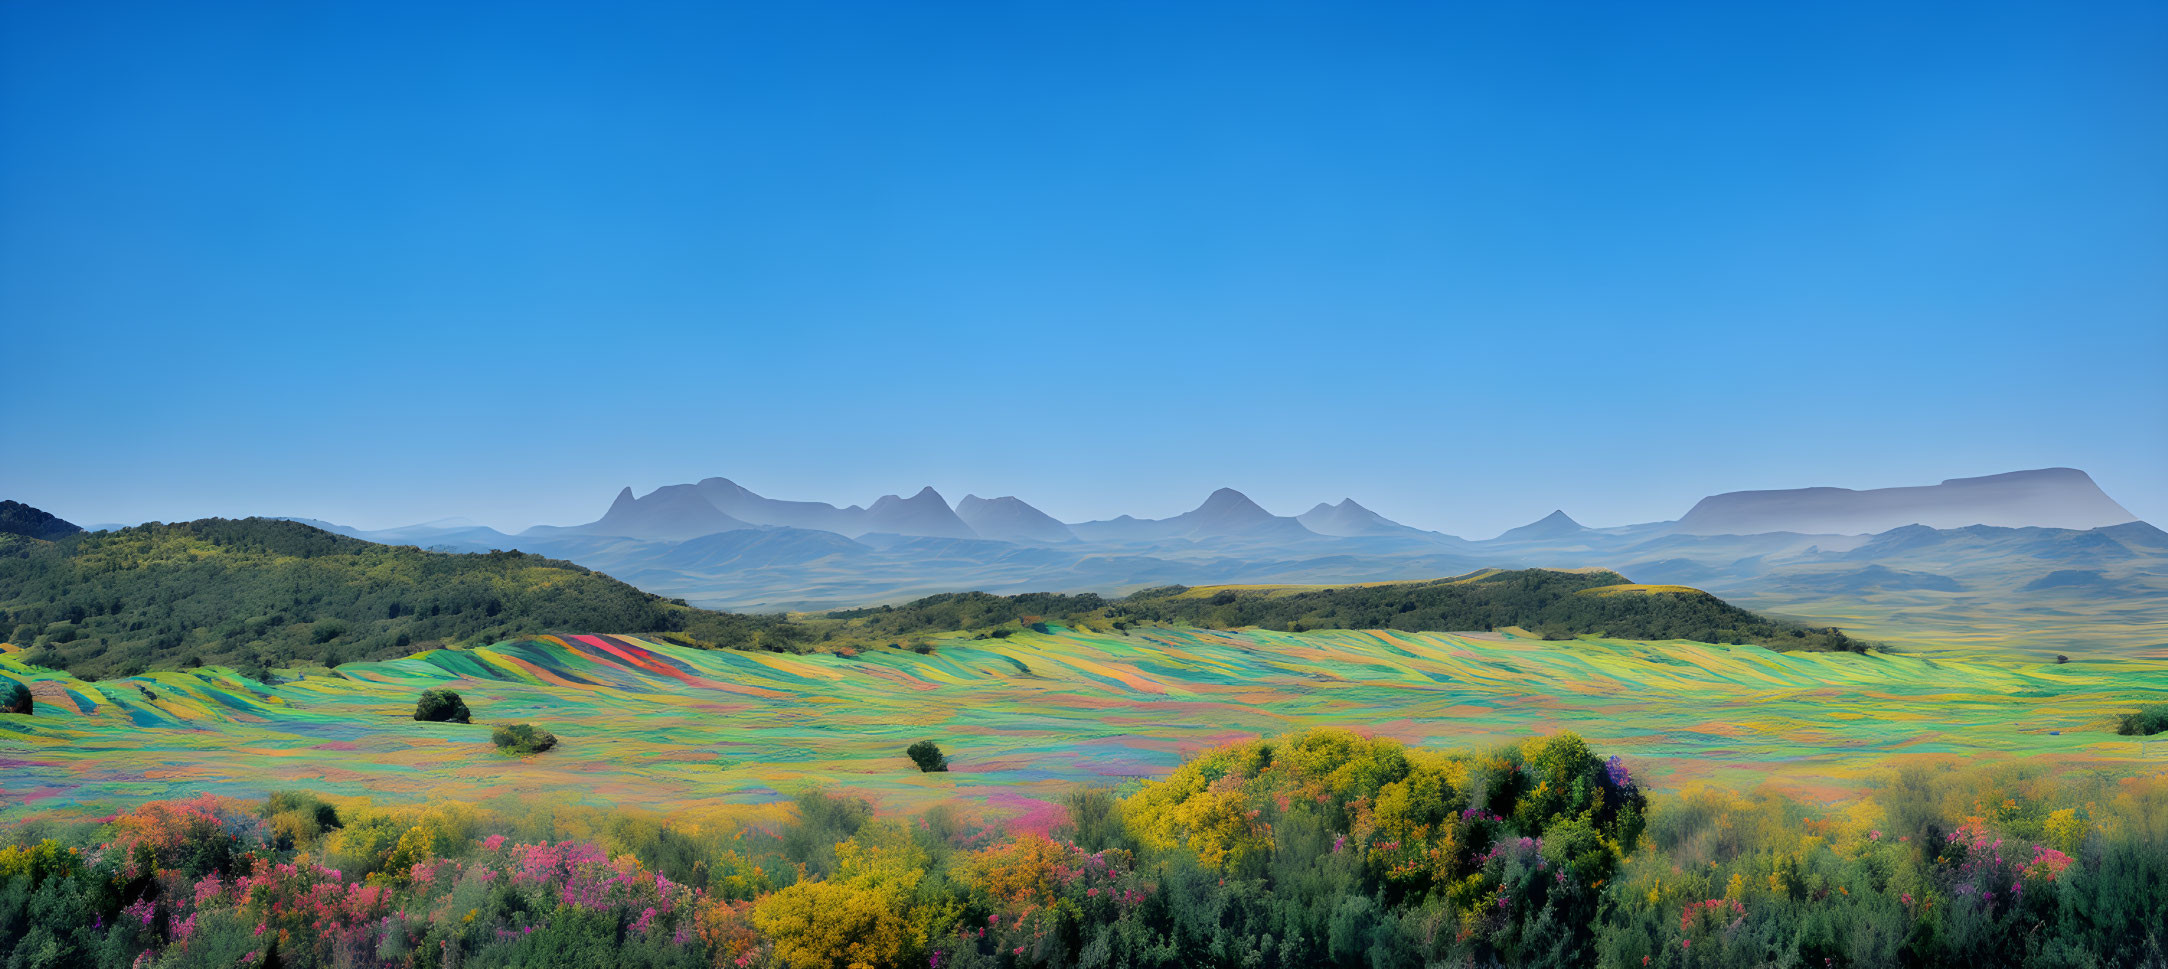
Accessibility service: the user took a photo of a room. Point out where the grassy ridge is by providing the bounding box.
[0,518,794,677]
[816,569,1867,652]
[1,509,1862,679]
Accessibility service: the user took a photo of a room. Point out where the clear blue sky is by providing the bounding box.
[5,1,2164,538]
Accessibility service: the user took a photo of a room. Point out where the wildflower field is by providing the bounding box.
[6,623,2168,967]
[4,626,2161,822]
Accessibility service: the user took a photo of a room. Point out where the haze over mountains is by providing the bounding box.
[1672,468,2137,536]
[505,467,2138,546]
[232,468,2165,655]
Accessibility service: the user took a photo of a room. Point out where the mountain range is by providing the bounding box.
[492,467,2137,548]
[221,468,2157,653]
[5,465,2152,661]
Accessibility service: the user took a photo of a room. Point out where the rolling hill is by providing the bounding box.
[0,501,1867,681]
[0,514,795,678]
[816,568,1866,652]
[61,468,2166,658]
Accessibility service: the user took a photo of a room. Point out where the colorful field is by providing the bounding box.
[4,627,2164,822]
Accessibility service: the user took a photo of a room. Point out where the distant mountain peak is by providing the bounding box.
[863,486,977,539]
[1493,510,1588,542]
[694,476,758,499]
[1188,488,1271,520]
[582,484,748,541]
[1296,497,1418,538]
[871,486,950,510]
[955,494,1075,544]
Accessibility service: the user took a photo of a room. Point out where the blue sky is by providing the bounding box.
[4,1,2164,537]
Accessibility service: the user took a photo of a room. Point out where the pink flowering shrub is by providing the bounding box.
[98,793,268,881]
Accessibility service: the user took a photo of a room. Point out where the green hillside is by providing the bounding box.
[817,568,1868,652]
[1,505,1865,679]
[0,499,83,541]
[0,516,796,678]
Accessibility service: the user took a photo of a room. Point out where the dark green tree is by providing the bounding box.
[413,688,471,724]
[906,739,949,772]
[491,723,558,755]
[2117,704,2168,736]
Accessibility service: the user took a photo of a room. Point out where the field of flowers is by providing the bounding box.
[3,728,2162,968]
[4,626,2163,823]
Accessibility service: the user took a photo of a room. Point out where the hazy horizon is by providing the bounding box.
[19,464,2157,542]
[6,1,2164,536]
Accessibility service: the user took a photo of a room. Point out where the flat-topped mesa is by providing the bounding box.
[693,476,865,533]
[1674,468,2137,536]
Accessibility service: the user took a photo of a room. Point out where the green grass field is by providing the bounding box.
[5,625,2162,824]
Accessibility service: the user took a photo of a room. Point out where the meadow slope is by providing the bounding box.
[5,627,2161,823]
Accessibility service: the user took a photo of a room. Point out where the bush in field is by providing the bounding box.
[413,688,470,723]
[492,722,557,755]
[2117,703,2168,736]
[906,740,949,773]
[0,678,28,715]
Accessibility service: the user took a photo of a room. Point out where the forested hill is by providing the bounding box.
[0,515,794,678]
[0,500,83,541]
[819,569,1868,652]
[1,505,1864,678]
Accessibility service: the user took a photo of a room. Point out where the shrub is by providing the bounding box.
[262,790,341,829]
[492,722,558,755]
[413,688,471,723]
[1,678,29,715]
[906,740,949,773]
[262,790,343,851]
[2117,704,2168,736]
[753,877,914,969]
